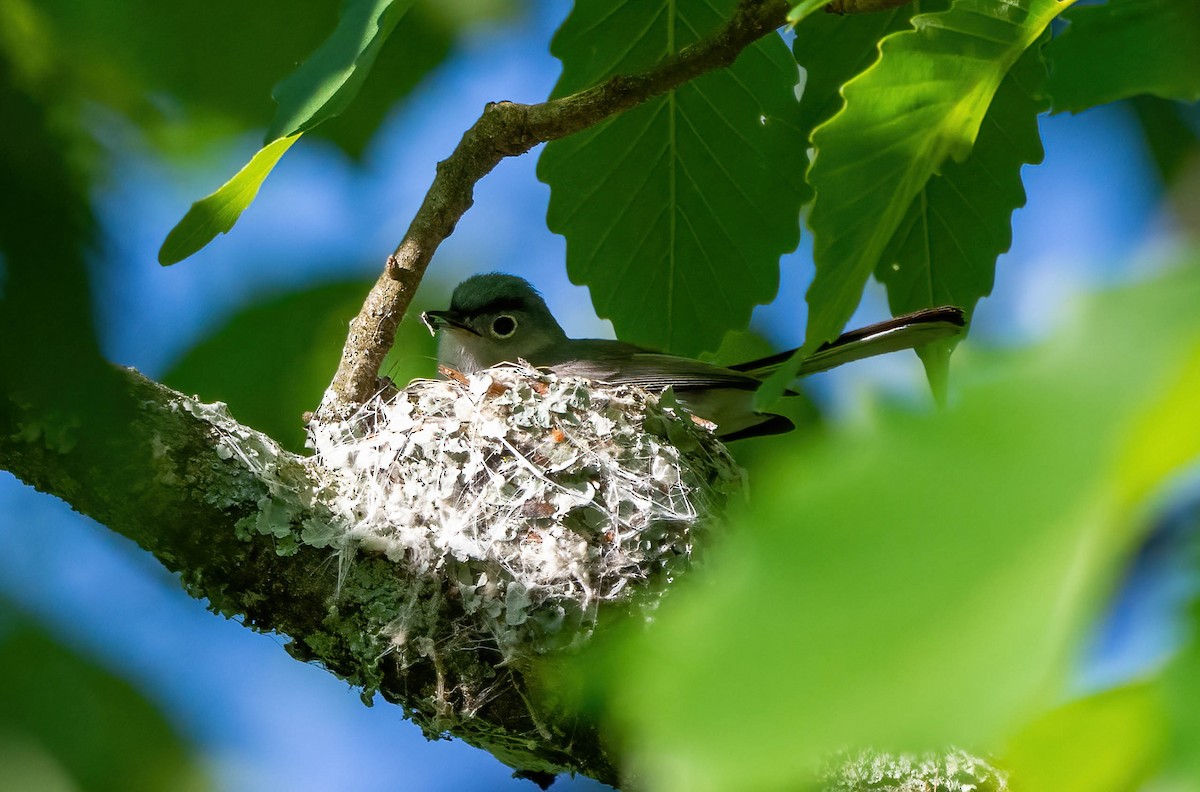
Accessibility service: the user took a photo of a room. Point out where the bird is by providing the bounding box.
[422,273,965,441]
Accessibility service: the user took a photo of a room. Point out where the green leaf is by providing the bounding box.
[266,0,417,141]
[1004,685,1164,792]
[877,38,1050,381]
[1046,0,1200,114]
[758,0,1070,406]
[878,41,1048,318]
[537,0,809,356]
[157,0,448,264]
[802,0,1072,351]
[158,134,299,266]
[792,3,919,139]
[315,3,463,157]
[604,267,1200,792]
[795,22,1052,394]
[793,6,956,391]
[791,4,929,392]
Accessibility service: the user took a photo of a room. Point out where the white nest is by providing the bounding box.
[308,364,742,655]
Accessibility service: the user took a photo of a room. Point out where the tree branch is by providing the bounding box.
[0,368,619,787]
[318,0,792,420]
[4,3,796,784]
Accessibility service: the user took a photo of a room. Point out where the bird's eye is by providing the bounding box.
[491,315,517,338]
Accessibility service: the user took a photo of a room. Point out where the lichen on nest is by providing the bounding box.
[308,364,743,659]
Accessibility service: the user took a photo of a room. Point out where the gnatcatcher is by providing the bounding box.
[422,273,965,440]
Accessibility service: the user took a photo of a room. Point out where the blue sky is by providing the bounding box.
[0,2,1186,789]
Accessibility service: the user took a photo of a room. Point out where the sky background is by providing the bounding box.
[0,2,1192,789]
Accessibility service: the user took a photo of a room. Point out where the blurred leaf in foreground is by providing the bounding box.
[599,265,1200,792]
[1161,501,1200,785]
[21,0,463,157]
[1004,684,1164,792]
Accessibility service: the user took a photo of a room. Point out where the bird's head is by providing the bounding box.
[422,273,568,374]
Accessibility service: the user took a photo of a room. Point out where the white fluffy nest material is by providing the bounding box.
[819,748,1008,791]
[309,364,742,652]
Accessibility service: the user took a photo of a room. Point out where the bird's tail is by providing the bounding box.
[729,306,967,379]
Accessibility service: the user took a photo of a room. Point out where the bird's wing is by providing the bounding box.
[537,339,795,440]
[537,340,761,391]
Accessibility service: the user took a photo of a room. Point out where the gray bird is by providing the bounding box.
[422,273,965,441]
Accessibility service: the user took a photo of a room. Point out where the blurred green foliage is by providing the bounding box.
[1004,684,1163,792]
[587,267,1200,792]
[0,600,207,792]
[0,43,128,442]
[3,0,512,265]
[163,279,439,453]
[1165,617,1200,783]
[0,0,473,157]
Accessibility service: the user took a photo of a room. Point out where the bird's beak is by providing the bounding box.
[421,310,478,337]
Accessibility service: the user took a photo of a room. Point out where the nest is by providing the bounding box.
[308,364,742,661]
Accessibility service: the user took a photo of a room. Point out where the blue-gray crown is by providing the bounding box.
[450,273,552,318]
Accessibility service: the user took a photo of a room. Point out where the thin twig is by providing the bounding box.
[318,0,791,420]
